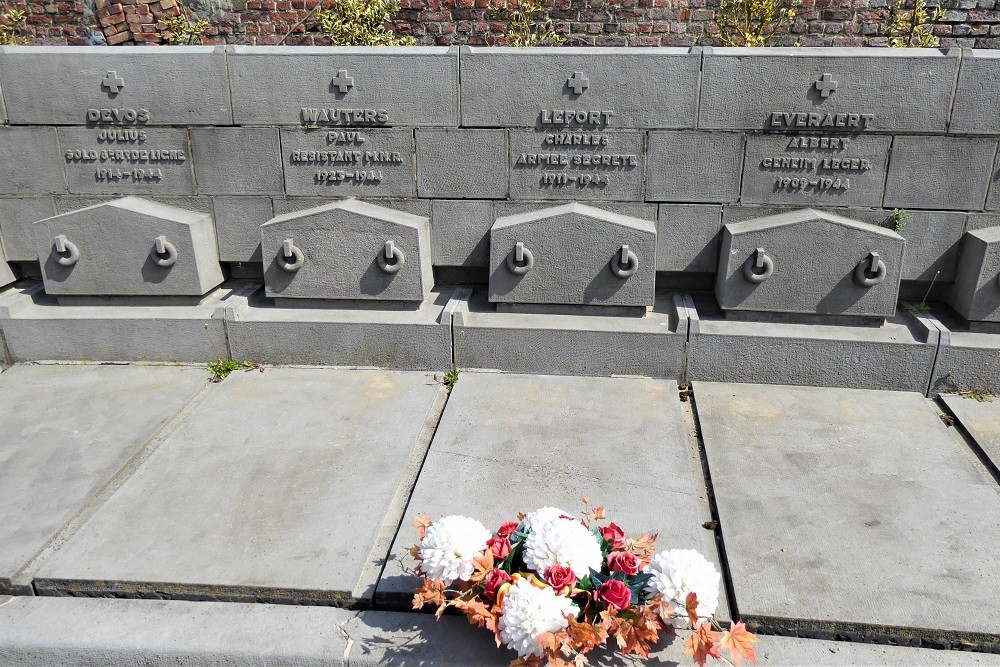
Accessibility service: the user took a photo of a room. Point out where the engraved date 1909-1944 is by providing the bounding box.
[774,176,851,193]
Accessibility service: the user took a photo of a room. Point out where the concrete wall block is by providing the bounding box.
[227,46,459,126]
[716,209,905,318]
[0,46,232,126]
[0,197,57,261]
[699,48,959,133]
[884,136,997,211]
[191,128,284,196]
[657,204,724,272]
[213,196,274,264]
[0,127,65,196]
[986,148,1000,211]
[489,202,657,307]
[279,128,415,197]
[646,131,744,203]
[33,197,224,297]
[509,130,644,201]
[948,227,1000,322]
[58,127,195,196]
[741,133,890,208]
[415,129,508,199]
[0,248,13,289]
[951,50,1000,135]
[430,200,494,267]
[260,199,433,302]
[460,46,700,129]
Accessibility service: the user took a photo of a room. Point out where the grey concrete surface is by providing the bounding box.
[376,371,724,618]
[416,129,508,199]
[0,197,57,261]
[948,226,1000,323]
[430,199,494,267]
[951,49,1000,135]
[0,363,208,594]
[647,131,744,203]
[0,127,64,196]
[930,328,1000,397]
[226,46,459,127]
[658,204,725,273]
[212,195,273,263]
[460,47,700,128]
[884,136,998,212]
[35,367,448,606]
[695,381,1000,649]
[34,197,224,298]
[190,128,284,196]
[0,253,12,289]
[2,596,1000,665]
[941,393,1000,473]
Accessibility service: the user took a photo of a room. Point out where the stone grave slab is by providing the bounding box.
[35,367,448,606]
[0,46,231,126]
[415,129,508,199]
[261,199,433,303]
[699,47,959,133]
[716,209,904,319]
[646,131,744,203]
[695,381,1000,651]
[460,46,700,129]
[0,363,208,594]
[227,46,459,127]
[376,372,727,622]
[452,289,688,378]
[224,287,455,372]
[951,49,1000,135]
[0,127,64,196]
[884,136,997,212]
[33,197,223,299]
[489,203,656,308]
[941,393,1000,474]
[0,281,251,363]
[190,128,284,196]
[686,294,940,394]
[948,226,1000,324]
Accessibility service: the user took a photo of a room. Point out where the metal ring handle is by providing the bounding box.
[277,238,305,272]
[743,248,773,284]
[377,240,405,275]
[53,235,80,267]
[152,236,178,268]
[854,252,886,288]
[611,245,638,279]
[506,242,534,276]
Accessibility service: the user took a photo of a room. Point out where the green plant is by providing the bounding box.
[906,269,940,315]
[711,0,798,47]
[0,8,26,45]
[499,0,564,47]
[208,359,263,382]
[941,355,1000,402]
[884,0,944,48]
[314,0,416,46]
[436,369,460,390]
[163,13,211,45]
[892,208,909,233]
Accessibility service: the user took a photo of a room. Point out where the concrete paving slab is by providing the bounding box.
[1,596,999,665]
[34,367,448,606]
[941,393,1000,473]
[0,363,209,594]
[376,372,727,619]
[695,382,1000,651]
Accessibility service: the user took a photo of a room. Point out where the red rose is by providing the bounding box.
[595,579,632,611]
[607,550,639,576]
[543,565,577,593]
[601,523,626,549]
[487,536,511,560]
[496,521,519,539]
[482,568,511,602]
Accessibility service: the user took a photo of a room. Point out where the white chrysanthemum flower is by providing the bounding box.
[499,578,578,658]
[644,548,721,628]
[519,506,576,535]
[418,515,491,585]
[522,518,603,579]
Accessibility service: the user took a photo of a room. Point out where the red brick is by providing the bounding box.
[106,29,132,43]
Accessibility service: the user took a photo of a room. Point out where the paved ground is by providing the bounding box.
[1,362,999,664]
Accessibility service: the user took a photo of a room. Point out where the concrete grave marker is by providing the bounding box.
[948,226,1000,324]
[716,209,904,319]
[489,202,656,309]
[32,197,223,298]
[261,199,433,303]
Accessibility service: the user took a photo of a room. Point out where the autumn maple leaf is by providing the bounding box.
[721,621,758,666]
[454,597,498,634]
[412,578,446,611]
[684,621,722,667]
[469,551,495,584]
[413,513,432,540]
[609,610,661,657]
[685,591,700,626]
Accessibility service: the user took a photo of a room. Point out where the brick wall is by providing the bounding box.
[7,0,1000,48]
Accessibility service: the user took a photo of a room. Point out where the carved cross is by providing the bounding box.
[331,69,355,94]
[814,73,838,98]
[567,71,589,95]
[101,71,125,95]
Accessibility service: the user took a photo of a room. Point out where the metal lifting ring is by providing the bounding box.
[854,251,886,288]
[152,235,178,268]
[277,238,305,272]
[53,234,80,267]
[743,247,773,284]
[506,242,534,275]
[377,240,406,275]
[611,244,638,278]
